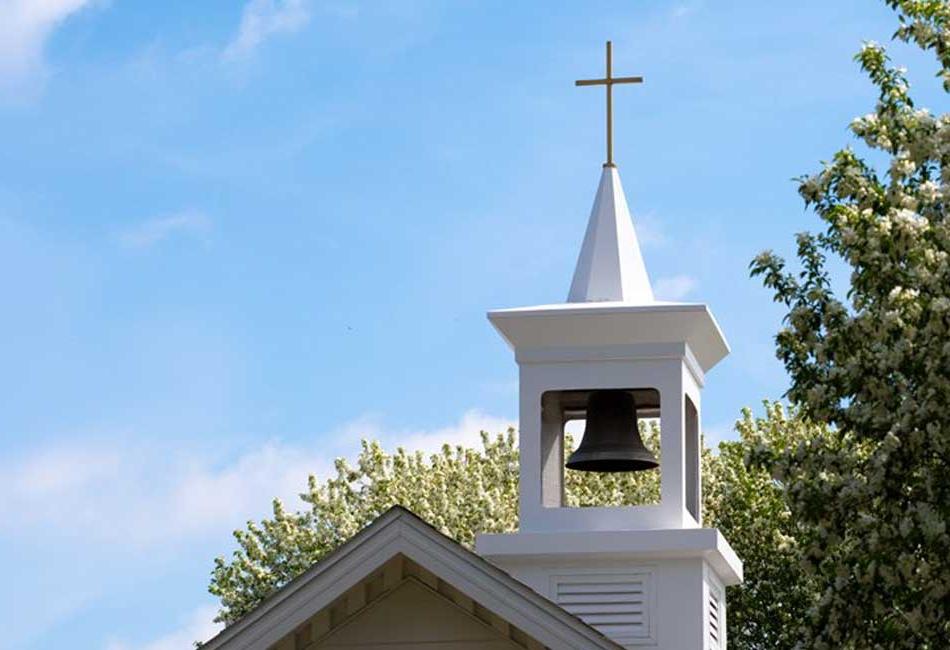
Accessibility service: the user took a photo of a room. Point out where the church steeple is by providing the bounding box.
[567,165,654,303]
[477,41,741,650]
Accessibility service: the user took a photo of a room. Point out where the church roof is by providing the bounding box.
[568,166,654,304]
[201,507,625,650]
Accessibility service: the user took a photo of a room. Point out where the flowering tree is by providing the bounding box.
[209,420,814,650]
[207,428,659,625]
[749,1,950,647]
[707,404,820,650]
[209,431,522,624]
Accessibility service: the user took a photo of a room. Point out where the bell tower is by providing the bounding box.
[475,43,742,650]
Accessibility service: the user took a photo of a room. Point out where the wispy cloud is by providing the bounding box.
[15,445,121,496]
[0,438,330,546]
[0,0,96,97]
[671,1,703,19]
[632,211,666,249]
[327,409,516,455]
[383,409,515,453]
[0,409,515,547]
[117,209,212,249]
[654,274,698,300]
[106,604,222,650]
[223,0,311,60]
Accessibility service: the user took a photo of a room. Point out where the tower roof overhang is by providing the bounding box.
[488,301,730,375]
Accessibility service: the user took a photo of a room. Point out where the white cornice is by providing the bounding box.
[488,301,729,374]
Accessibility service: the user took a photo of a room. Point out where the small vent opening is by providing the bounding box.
[554,573,653,643]
[707,584,723,649]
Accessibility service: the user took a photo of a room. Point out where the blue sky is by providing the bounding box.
[0,1,945,648]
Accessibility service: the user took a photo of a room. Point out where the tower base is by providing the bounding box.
[476,528,742,649]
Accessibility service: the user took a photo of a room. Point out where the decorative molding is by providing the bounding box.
[283,556,536,650]
[478,528,743,587]
[515,343,706,388]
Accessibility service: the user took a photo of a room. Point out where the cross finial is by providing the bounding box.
[575,41,643,168]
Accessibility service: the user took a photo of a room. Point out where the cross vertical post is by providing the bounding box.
[575,41,643,168]
[607,40,613,168]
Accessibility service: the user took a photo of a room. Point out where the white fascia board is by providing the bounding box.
[487,302,730,373]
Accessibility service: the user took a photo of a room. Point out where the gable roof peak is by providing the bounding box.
[201,506,623,650]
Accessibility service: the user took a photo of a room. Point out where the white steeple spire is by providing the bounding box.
[567,165,654,303]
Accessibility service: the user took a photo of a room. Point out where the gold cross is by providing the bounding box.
[575,41,643,168]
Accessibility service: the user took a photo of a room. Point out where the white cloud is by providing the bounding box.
[106,603,222,650]
[632,211,666,249]
[223,0,311,60]
[671,1,703,19]
[0,0,95,96]
[654,274,698,301]
[0,438,330,546]
[387,409,515,454]
[117,209,212,249]
[0,409,515,548]
[15,445,121,495]
[325,409,515,455]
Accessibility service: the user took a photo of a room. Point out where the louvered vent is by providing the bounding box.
[707,583,722,649]
[553,573,654,644]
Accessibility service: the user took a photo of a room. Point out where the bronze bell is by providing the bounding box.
[566,390,659,473]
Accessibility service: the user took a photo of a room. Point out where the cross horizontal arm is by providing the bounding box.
[575,76,643,87]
